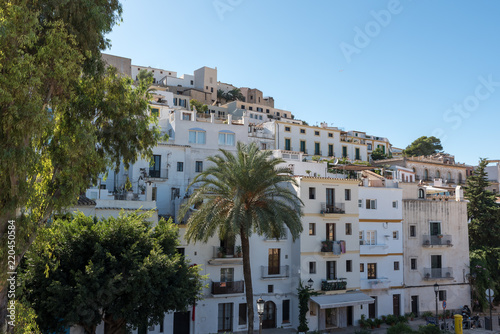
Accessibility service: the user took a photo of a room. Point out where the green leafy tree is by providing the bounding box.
[21,212,203,334]
[403,136,443,156]
[179,142,303,333]
[297,281,319,332]
[137,69,154,82]
[370,147,388,161]
[465,158,500,249]
[0,0,161,324]
[190,99,208,113]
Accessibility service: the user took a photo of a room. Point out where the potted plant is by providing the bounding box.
[367,318,375,329]
[235,245,242,257]
[375,318,383,328]
[437,234,444,239]
[217,246,225,258]
[125,176,132,192]
[138,184,146,194]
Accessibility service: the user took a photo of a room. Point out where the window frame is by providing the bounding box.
[367,263,377,279]
[309,223,316,236]
[195,161,203,173]
[177,162,184,172]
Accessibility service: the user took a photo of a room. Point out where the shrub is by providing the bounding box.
[417,324,441,334]
[387,322,414,334]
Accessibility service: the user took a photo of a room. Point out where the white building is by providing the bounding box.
[358,171,404,318]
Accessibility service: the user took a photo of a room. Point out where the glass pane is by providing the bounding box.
[198,132,206,144]
[189,131,196,143]
[227,134,235,146]
[218,133,225,145]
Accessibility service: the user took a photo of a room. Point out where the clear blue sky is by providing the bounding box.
[106,0,500,165]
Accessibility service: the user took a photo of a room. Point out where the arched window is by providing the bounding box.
[418,188,425,199]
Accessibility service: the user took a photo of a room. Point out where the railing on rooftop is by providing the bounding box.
[211,280,244,294]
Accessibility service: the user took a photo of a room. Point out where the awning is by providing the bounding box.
[311,292,374,309]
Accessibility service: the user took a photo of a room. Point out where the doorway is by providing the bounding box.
[411,295,419,316]
[262,301,276,329]
[393,294,401,316]
[173,311,190,334]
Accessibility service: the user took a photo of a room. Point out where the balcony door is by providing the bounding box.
[149,155,161,178]
[326,261,336,280]
[220,237,235,256]
[268,249,280,275]
[326,188,335,212]
[326,223,335,241]
[429,222,441,236]
[431,255,442,278]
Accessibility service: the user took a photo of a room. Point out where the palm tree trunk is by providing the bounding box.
[240,228,254,334]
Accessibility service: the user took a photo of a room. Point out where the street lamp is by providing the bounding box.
[307,278,314,289]
[257,297,265,334]
[434,283,439,326]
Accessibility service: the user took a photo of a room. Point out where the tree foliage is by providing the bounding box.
[179,142,303,333]
[403,136,443,157]
[465,158,500,249]
[137,69,154,82]
[21,212,203,334]
[190,99,208,113]
[370,147,388,161]
[0,0,162,322]
[217,88,245,102]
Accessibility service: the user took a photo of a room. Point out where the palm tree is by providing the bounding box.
[179,142,303,333]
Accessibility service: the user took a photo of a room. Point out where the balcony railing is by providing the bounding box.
[321,279,347,291]
[147,168,168,179]
[261,265,289,278]
[212,245,236,258]
[423,267,453,280]
[321,202,345,214]
[422,235,453,246]
[320,240,346,254]
[211,280,244,295]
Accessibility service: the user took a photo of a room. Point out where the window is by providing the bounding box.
[151,107,159,117]
[409,225,416,237]
[268,285,274,293]
[358,199,363,208]
[268,248,280,275]
[309,261,316,274]
[149,155,161,178]
[309,223,316,235]
[182,112,191,120]
[190,80,193,85]
[218,132,235,146]
[177,162,184,172]
[285,126,291,132]
[345,189,351,201]
[314,131,320,136]
[220,268,234,282]
[342,146,347,158]
[366,199,377,209]
[359,231,364,245]
[314,142,320,155]
[393,231,399,240]
[309,187,316,199]
[410,258,417,270]
[238,303,247,325]
[259,115,262,120]
[241,105,245,109]
[355,148,360,160]
[282,300,290,323]
[367,263,377,279]
[195,161,203,173]
[439,290,447,301]
[300,140,306,153]
[394,261,400,270]
[360,263,365,272]
[152,186,157,201]
[345,223,352,235]
[171,188,180,200]
[366,230,376,245]
[392,201,398,208]
[418,188,425,198]
[328,144,334,157]
[300,128,306,134]
[367,143,372,150]
[328,133,333,138]
[326,261,336,280]
[266,109,269,113]
[346,260,352,272]
[249,106,253,111]
[326,223,335,241]
[189,130,206,144]
[285,138,291,151]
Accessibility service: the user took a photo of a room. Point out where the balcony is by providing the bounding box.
[207,246,243,265]
[423,267,454,280]
[320,202,345,214]
[320,240,346,255]
[422,235,453,247]
[211,280,244,295]
[261,265,289,279]
[146,168,168,181]
[321,279,347,291]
